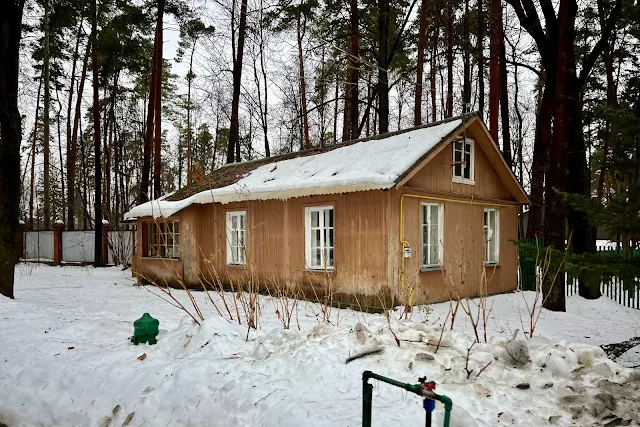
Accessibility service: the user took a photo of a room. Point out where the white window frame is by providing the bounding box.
[421,203,444,267]
[305,206,334,271]
[226,211,247,266]
[483,208,499,264]
[144,220,180,259]
[452,138,475,185]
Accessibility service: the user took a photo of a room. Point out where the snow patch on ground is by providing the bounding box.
[1,265,639,426]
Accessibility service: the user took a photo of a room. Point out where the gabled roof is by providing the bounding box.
[124,113,528,220]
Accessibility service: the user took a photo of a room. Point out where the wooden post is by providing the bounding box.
[102,220,110,265]
[53,221,65,265]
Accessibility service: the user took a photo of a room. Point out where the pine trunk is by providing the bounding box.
[30,76,43,230]
[377,0,390,134]
[66,18,86,230]
[488,0,500,142]
[297,13,311,149]
[462,0,471,113]
[228,0,248,163]
[476,0,485,120]
[140,3,161,203]
[43,0,51,229]
[415,0,428,125]
[343,0,360,141]
[445,0,453,118]
[499,31,511,167]
[153,0,165,200]
[92,0,103,267]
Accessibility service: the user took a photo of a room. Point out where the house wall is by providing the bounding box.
[404,134,514,202]
[133,190,394,310]
[389,188,519,304]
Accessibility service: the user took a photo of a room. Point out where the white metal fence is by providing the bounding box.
[22,230,132,265]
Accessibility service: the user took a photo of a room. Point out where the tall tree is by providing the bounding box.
[153,0,165,199]
[0,0,25,298]
[476,0,485,120]
[227,0,249,163]
[67,33,90,229]
[445,0,453,117]
[488,0,500,141]
[414,0,428,125]
[92,0,103,267]
[506,0,622,309]
[499,31,511,167]
[43,0,52,228]
[342,0,359,141]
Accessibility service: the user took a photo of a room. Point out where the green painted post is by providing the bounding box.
[362,371,373,427]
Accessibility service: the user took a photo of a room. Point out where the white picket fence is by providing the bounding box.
[22,230,132,265]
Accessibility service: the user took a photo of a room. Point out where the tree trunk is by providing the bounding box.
[596,0,618,200]
[543,0,578,312]
[499,31,512,168]
[0,0,25,298]
[30,75,42,230]
[139,18,159,204]
[69,38,90,229]
[343,0,360,140]
[228,0,248,163]
[462,0,471,113]
[377,0,390,134]
[445,0,453,117]
[259,17,269,156]
[186,42,195,184]
[153,0,165,199]
[488,0,500,142]
[65,16,84,230]
[297,13,311,148]
[56,93,65,223]
[92,0,103,267]
[476,0,485,120]
[415,0,428,125]
[430,37,437,122]
[43,0,51,229]
[333,70,338,144]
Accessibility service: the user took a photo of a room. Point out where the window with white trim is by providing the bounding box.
[421,203,444,267]
[452,139,474,183]
[144,220,180,259]
[305,206,334,270]
[483,208,499,264]
[226,211,246,265]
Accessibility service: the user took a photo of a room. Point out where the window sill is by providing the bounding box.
[304,268,335,275]
[227,263,247,268]
[141,257,181,261]
[420,266,445,272]
[452,177,475,185]
[485,263,501,268]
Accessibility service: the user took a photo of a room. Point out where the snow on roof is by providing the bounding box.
[124,118,463,219]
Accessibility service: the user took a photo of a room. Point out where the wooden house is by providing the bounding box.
[125,114,530,310]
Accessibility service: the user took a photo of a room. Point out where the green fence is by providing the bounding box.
[519,241,640,310]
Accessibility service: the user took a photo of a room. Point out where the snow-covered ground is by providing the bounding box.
[1,264,639,427]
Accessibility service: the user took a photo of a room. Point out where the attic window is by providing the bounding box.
[452,139,475,184]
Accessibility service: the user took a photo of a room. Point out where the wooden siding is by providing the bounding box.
[131,118,522,309]
[133,190,394,309]
[388,188,518,304]
[405,132,514,201]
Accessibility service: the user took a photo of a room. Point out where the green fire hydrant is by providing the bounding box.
[131,313,159,345]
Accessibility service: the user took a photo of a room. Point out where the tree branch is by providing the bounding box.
[577,0,622,89]
[504,0,554,71]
